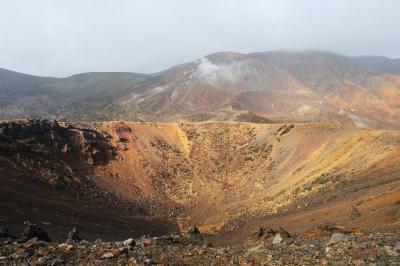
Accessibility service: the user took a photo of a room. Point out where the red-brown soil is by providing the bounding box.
[1,120,399,243]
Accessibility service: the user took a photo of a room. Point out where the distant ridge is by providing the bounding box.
[1,50,400,129]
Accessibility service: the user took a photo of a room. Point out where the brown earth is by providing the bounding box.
[1,120,399,243]
[0,120,179,242]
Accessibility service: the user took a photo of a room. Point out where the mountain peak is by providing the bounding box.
[1,50,400,129]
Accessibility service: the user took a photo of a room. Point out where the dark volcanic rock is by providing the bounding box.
[18,221,51,243]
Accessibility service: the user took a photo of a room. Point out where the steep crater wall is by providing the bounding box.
[84,121,400,234]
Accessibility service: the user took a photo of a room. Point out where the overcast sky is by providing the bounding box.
[1,0,400,77]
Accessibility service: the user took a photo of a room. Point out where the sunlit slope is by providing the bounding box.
[2,51,400,128]
[86,121,400,233]
[112,51,400,129]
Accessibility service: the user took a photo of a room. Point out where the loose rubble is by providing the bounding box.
[0,223,399,265]
[1,120,400,265]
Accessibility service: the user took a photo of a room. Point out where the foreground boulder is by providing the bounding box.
[18,221,51,242]
[272,234,284,244]
[123,238,135,247]
[271,227,291,244]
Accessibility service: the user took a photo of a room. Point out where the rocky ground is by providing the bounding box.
[0,223,399,265]
[1,120,400,265]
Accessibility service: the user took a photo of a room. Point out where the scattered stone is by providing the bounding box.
[272,233,284,244]
[328,232,349,245]
[123,238,135,246]
[384,245,398,256]
[56,243,74,252]
[101,252,114,259]
[0,229,399,265]
[18,221,51,242]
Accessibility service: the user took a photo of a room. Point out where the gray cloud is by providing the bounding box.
[1,0,400,77]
